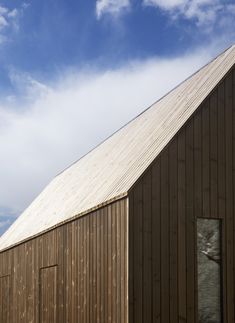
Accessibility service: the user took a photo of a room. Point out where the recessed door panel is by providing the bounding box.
[39,266,57,323]
[0,275,10,323]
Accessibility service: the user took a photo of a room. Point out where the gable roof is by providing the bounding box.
[1,45,235,251]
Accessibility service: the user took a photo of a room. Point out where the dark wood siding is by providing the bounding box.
[0,198,128,323]
[129,66,235,322]
[0,275,10,323]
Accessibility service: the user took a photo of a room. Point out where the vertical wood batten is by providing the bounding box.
[193,107,202,323]
[218,80,228,322]
[178,128,187,323]
[231,69,235,323]
[210,90,218,218]
[116,201,121,323]
[128,191,134,323]
[225,71,234,322]
[161,149,170,323]
[143,170,152,323]
[111,204,117,323]
[133,180,143,323]
[107,205,112,323]
[233,68,235,323]
[202,98,210,218]
[169,138,178,323]
[186,120,195,323]
[96,212,101,323]
[151,161,161,323]
[103,206,108,323]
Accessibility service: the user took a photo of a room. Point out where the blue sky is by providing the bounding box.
[0,0,235,235]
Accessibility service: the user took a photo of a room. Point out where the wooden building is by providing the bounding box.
[1,45,235,323]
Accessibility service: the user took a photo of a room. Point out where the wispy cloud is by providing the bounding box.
[144,0,235,29]
[0,216,14,236]
[0,45,217,219]
[7,69,52,104]
[0,4,27,44]
[96,0,130,19]
[0,15,8,30]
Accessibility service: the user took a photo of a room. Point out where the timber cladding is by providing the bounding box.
[0,198,128,323]
[128,66,235,322]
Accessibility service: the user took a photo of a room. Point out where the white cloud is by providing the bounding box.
[96,0,130,19]
[0,6,8,15]
[144,0,186,10]
[144,0,235,28]
[8,9,18,19]
[0,16,8,30]
[8,69,52,102]
[0,46,217,217]
[0,4,27,43]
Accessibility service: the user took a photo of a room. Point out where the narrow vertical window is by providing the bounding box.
[197,218,222,323]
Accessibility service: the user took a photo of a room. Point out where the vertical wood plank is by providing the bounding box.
[111,204,117,323]
[93,213,97,323]
[161,149,170,323]
[218,80,227,322]
[151,160,161,323]
[210,90,218,218]
[143,170,152,323]
[100,209,105,323]
[202,98,210,218]
[193,107,202,323]
[122,199,128,323]
[225,72,234,322]
[133,181,143,323]
[104,206,108,323]
[128,191,134,323]
[232,68,235,323]
[186,121,195,323]
[116,202,121,323]
[169,138,178,323]
[97,212,101,323]
[178,128,187,323]
[107,205,112,323]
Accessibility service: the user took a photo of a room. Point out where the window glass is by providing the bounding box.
[197,218,222,323]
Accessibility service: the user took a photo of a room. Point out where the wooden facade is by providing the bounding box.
[129,65,235,322]
[0,199,128,323]
[1,50,235,322]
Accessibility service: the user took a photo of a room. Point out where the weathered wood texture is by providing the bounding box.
[129,67,235,322]
[0,198,128,323]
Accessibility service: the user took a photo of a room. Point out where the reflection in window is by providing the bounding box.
[197,218,222,323]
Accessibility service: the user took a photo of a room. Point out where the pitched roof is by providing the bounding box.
[1,45,235,251]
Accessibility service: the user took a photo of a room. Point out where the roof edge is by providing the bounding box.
[0,193,128,254]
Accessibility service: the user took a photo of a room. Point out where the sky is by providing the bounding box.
[0,0,235,235]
